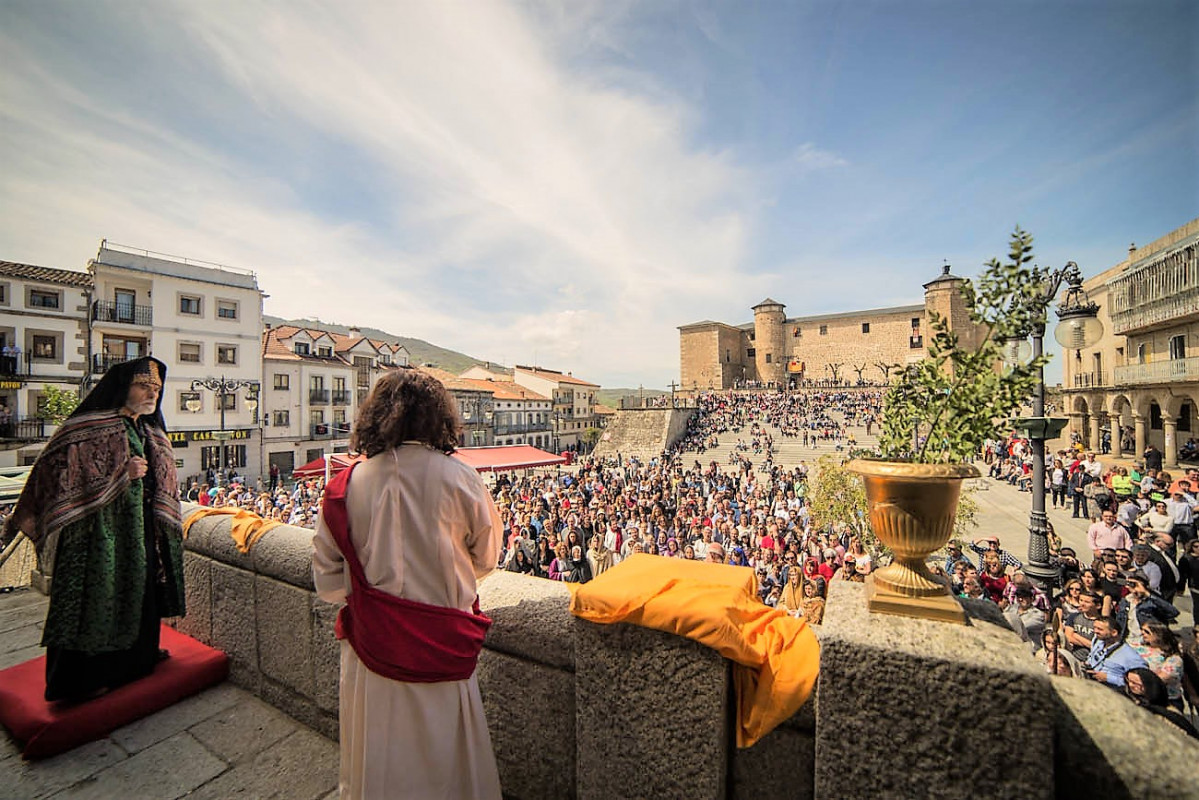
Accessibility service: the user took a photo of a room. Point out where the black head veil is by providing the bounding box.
[72,356,169,431]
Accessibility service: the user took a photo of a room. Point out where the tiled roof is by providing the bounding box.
[458,378,548,402]
[514,366,600,388]
[419,366,493,394]
[0,260,92,288]
[263,325,353,363]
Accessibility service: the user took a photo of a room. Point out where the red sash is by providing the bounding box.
[322,463,492,683]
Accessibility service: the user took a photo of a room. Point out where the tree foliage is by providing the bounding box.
[880,227,1050,463]
[40,384,81,424]
[806,455,883,554]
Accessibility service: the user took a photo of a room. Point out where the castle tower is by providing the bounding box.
[922,264,975,351]
[752,298,787,387]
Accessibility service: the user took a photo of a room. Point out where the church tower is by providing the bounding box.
[752,298,787,387]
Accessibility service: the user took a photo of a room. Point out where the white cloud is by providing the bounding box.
[0,0,778,388]
[792,142,849,171]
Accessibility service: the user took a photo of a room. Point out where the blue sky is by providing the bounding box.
[1,0,1194,388]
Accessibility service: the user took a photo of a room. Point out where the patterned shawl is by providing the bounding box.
[3,409,181,551]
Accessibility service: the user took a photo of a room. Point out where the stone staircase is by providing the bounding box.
[592,409,680,462]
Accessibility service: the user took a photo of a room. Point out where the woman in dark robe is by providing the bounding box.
[2,357,183,701]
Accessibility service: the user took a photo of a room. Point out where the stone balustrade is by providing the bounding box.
[176,506,1199,799]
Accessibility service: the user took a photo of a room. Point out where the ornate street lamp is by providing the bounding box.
[1002,262,1103,590]
[190,376,262,486]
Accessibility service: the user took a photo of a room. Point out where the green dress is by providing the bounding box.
[42,418,185,701]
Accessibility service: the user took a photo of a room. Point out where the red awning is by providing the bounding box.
[291,453,367,479]
[452,445,566,472]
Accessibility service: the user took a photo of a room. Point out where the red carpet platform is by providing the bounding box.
[0,625,229,759]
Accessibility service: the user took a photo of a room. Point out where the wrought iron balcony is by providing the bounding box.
[331,390,352,405]
[309,389,330,404]
[91,353,129,374]
[310,423,331,438]
[1113,356,1199,386]
[1106,238,1199,335]
[92,300,152,326]
[0,418,46,441]
[1071,371,1107,389]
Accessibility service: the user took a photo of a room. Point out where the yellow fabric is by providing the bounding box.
[183,507,285,554]
[569,554,820,748]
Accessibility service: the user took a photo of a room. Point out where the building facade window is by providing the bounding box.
[765,353,772,363]
[179,295,201,315]
[273,410,290,426]
[819,325,828,335]
[32,335,56,359]
[273,373,290,390]
[1169,335,1186,360]
[317,345,333,357]
[180,391,201,412]
[0,283,7,305]
[216,300,238,320]
[219,392,236,411]
[217,345,237,365]
[746,348,756,358]
[179,342,202,363]
[294,342,310,355]
[28,289,60,309]
[862,322,870,334]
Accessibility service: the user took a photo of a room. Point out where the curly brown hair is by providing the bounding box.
[350,370,461,457]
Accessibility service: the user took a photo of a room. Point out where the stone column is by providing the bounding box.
[1163,417,1178,468]
[1068,412,1084,447]
[1134,415,1147,460]
[1089,413,1101,453]
[1111,416,1124,458]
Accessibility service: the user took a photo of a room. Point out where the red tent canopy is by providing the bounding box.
[452,445,566,472]
[291,453,366,479]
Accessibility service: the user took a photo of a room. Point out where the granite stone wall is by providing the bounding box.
[177,509,1198,799]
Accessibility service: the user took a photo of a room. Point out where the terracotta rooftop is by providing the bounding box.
[457,378,549,402]
[514,366,600,388]
[0,260,92,288]
[419,366,494,394]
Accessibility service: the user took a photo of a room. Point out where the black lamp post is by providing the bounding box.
[1003,262,1103,591]
[188,376,261,486]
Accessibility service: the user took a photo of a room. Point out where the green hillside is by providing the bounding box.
[265,315,490,374]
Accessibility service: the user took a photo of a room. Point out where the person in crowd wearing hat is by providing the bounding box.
[969,536,1023,571]
[2,357,183,702]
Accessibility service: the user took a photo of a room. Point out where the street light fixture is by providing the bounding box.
[1002,261,1103,591]
[190,376,261,486]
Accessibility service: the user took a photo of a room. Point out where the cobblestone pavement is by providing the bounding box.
[0,589,338,800]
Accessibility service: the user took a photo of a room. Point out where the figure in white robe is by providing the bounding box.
[313,443,503,799]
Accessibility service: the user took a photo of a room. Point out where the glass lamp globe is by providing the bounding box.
[244,396,259,413]
[185,398,201,413]
[1000,337,1033,367]
[1054,313,1104,350]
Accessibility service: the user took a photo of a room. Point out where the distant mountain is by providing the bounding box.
[595,388,669,408]
[264,315,495,375]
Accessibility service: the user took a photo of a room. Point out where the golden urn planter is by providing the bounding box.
[847,459,981,625]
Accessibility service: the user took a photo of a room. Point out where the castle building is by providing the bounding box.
[679,265,978,391]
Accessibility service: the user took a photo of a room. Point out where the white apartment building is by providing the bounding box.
[89,243,265,485]
[261,324,407,475]
[459,378,552,449]
[512,366,600,451]
[0,260,92,464]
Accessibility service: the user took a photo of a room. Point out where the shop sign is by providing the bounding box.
[0,380,23,390]
[168,428,252,445]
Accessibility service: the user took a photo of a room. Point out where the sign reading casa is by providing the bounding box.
[168,428,252,445]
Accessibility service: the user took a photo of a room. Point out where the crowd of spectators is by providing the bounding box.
[186,476,326,529]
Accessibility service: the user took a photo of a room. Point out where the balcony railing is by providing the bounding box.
[494,422,552,435]
[310,423,331,439]
[1113,356,1199,386]
[309,389,330,404]
[1071,371,1107,389]
[91,353,130,374]
[0,418,46,440]
[331,390,352,405]
[1107,240,1199,335]
[92,300,152,326]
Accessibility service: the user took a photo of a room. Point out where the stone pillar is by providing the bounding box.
[1134,415,1147,460]
[814,582,1055,800]
[574,619,729,800]
[1089,414,1101,453]
[1163,418,1178,468]
[1111,416,1124,458]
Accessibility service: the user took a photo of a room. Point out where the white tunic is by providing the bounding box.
[312,445,503,799]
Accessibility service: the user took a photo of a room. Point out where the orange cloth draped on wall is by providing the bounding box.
[568,554,820,748]
[182,508,285,553]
